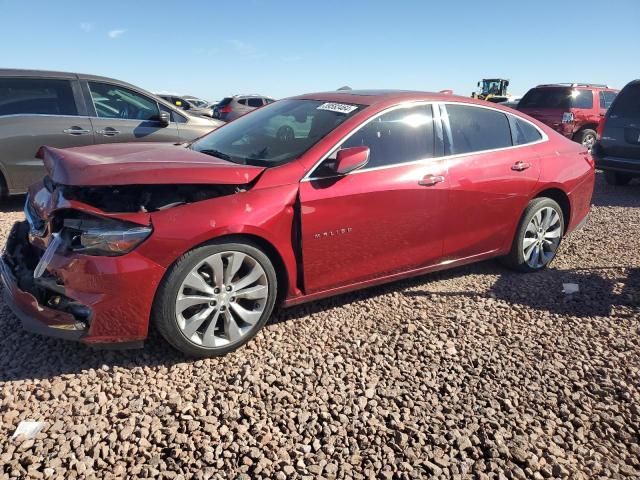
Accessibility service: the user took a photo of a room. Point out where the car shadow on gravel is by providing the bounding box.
[402,263,640,319]
[0,304,188,382]
[1,262,637,382]
[591,173,640,208]
[271,261,640,328]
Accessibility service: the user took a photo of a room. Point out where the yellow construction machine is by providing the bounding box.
[471,78,511,103]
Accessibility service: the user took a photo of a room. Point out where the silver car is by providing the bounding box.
[213,95,275,121]
[0,69,224,196]
[157,94,215,118]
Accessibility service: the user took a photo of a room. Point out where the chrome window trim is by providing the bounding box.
[301,100,548,182]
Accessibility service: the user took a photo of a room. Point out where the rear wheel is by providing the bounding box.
[153,240,277,357]
[604,170,633,186]
[574,128,597,151]
[503,197,564,273]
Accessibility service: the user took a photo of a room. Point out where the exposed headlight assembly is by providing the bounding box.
[62,215,152,256]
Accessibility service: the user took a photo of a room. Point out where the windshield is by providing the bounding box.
[191,99,364,166]
[519,87,592,109]
[482,80,502,95]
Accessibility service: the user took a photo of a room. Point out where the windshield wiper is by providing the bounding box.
[197,149,232,161]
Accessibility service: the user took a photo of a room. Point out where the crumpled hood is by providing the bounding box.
[37,143,265,186]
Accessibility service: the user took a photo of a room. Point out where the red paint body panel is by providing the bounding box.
[38,143,265,186]
[443,145,541,260]
[2,91,595,346]
[299,160,447,292]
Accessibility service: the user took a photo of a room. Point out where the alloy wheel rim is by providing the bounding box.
[582,133,596,151]
[175,251,268,348]
[522,206,562,269]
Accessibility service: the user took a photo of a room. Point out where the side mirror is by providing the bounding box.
[335,146,369,175]
[158,110,171,127]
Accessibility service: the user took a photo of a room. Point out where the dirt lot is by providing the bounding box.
[0,173,638,480]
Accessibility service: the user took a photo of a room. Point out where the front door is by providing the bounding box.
[86,81,178,144]
[299,104,448,294]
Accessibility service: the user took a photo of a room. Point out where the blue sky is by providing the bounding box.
[1,0,638,101]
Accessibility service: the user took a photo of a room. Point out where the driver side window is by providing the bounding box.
[89,82,160,120]
[340,105,435,169]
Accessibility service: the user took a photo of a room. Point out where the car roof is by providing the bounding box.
[0,68,155,93]
[533,83,616,90]
[292,89,485,107]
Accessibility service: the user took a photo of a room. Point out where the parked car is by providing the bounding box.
[517,83,618,151]
[593,80,640,185]
[1,91,594,357]
[0,69,223,196]
[157,94,214,118]
[183,96,213,108]
[213,95,275,121]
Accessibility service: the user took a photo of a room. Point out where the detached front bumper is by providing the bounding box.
[1,221,166,347]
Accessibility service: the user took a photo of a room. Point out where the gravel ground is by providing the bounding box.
[0,172,639,479]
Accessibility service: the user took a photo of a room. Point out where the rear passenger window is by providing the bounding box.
[599,91,617,109]
[573,90,593,109]
[247,98,263,107]
[0,78,78,116]
[510,116,543,145]
[238,99,247,105]
[444,104,512,155]
[341,105,435,169]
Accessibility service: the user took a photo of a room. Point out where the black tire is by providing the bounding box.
[604,170,633,186]
[152,240,277,357]
[0,172,8,199]
[574,128,597,151]
[502,197,564,273]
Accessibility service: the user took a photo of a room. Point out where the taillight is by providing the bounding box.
[596,115,607,139]
[220,105,232,113]
[561,112,574,124]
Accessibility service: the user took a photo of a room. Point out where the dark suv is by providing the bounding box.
[518,83,618,151]
[593,80,640,185]
[0,69,223,196]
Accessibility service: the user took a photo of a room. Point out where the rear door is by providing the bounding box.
[85,80,178,144]
[441,103,542,260]
[600,83,640,160]
[0,76,94,193]
[299,104,448,293]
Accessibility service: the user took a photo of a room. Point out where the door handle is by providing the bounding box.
[418,174,445,186]
[97,129,121,136]
[63,127,91,135]
[511,161,531,171]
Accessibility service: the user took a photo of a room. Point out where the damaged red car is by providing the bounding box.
[1,91,595,357]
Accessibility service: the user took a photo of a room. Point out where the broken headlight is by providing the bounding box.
[62,215,152,256]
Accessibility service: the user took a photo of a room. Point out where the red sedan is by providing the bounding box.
[1,91,594,357]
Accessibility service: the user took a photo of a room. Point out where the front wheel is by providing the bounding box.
[502,198,564,273]
[153,241,277,357]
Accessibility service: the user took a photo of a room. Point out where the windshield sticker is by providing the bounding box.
[317,102,358,114]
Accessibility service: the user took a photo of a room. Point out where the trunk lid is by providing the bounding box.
[37,143,265,186]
